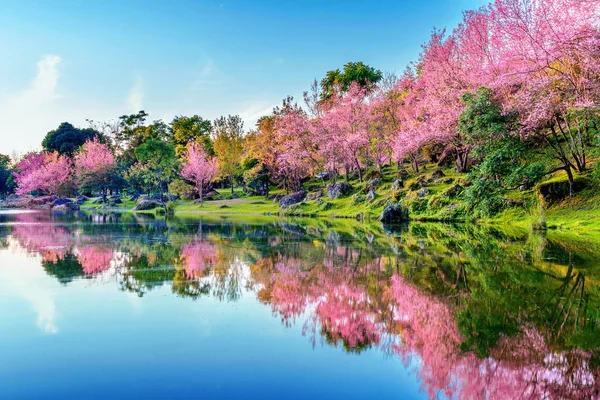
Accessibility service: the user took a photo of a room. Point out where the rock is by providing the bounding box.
[31,195,57,206]
[366,190,376,202]
[306,190,324,201]
[230,192,239,199]
[379,204,410,223]
[367,178,381,191]
[443,177,454,184]
[279,190,307,208]
[417,188,430,198]
[446,184,463,198]
[391,179,404,191]
[53,202,79,211]
[431,169,445,179]
[92,198,104,204]
[51,198,70,207]
[397,168,410,179]
[218,204,230,209]
[269,194,284,203]
[75,195,89,205]
[129,193,140,202]
[327,182,353,199]
[134,198,164,211]
[352,194,366,204]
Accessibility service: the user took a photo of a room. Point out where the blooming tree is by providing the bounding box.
[15,152,73,196]
[181,140,218,204]
[74,138,118,200]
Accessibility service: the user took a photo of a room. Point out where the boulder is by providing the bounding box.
[327,182,353,199]
[446,184,463,198]
[134,198,164,211]
[306,190,324,201]
[129,193,140,202]
[379,204,410,223]
[31,195,57,206]
[279,190,307,208]
[52,198,73,207]
[442,177,454,185]
[366,190,376,202]
[230,192,239,199]
[417,188,430,198]
[269,194,284,203]
[391,179,404,191]
[431,169,445,179]
[53,202,79,211]
[397,168,410,179]
[367,178,381,191]
[352,194,366,204]
[75,195,89,205]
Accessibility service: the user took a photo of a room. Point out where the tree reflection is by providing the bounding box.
[1,213,599,398]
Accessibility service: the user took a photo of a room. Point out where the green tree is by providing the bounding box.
[42,122,104,156]
[171,115,213,157]
[132,140,178,196]
[0,154,14,197]
[320,61,383,103]
[213,115,244,193]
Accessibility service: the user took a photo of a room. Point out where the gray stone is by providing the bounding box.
[391,179,404,191]
[134,198,164,211]
[327,182,353,199]
[279,190,307,208]
[379,204,409,223]
[53,202,79,211]
[306,190,324,201]
[367,178,381,191]
[417,188,430,198]
[446,184,463,198]
[366,190,376,202]
[431,169,445,179]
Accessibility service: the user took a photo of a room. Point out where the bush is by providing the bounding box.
[169,179,194,197]
[463,179,506,218]
[166,201,177,216]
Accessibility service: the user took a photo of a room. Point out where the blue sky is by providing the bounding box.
[0,0,486,154]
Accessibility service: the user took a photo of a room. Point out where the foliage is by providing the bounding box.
[213,115,244,193]
[42,122,103,156]
[320,61,383,103]
[171,115,213,156]
[180,141,218,204]
[14,152,73,195]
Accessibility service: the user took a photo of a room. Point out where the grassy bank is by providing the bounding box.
[79,162,600,238]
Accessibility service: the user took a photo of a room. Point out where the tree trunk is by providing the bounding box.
[198,185,204,206]
[230,176,234,194]
[565,164,575,197]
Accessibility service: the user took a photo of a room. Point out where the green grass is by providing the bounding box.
[77,161,600,241]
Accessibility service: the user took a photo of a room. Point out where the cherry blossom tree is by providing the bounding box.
[75,138,119,201]
[181,140,218,205]
[15,152,73,196]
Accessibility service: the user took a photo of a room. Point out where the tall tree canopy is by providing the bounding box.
[42,122,104,156]
[320,61,383,103]
[213,115,244,193]
[171,115,213,157]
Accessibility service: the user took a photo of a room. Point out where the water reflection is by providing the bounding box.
[0,211,598,399]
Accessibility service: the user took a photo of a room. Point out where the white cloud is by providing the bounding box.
[0,55,64,155]
[237,102,277,129]
[127,75,144,112]
[190,56,223,92]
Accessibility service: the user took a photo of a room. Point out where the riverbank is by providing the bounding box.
[74,162,600,233]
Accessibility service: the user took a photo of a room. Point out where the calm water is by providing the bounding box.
[0,210,599,399]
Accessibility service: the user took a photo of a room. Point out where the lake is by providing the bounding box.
[0,210,598,399]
